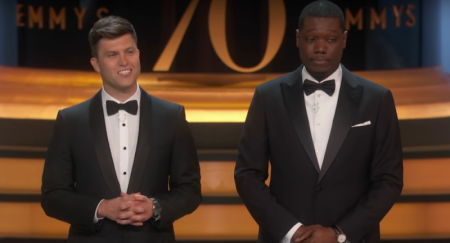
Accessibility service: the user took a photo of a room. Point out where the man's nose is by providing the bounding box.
[118,54,128,66]
[314,39,327,54]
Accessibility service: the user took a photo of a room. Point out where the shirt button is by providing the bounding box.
[316,150,319,154]
[123,147,127,150]
[122,123,126,127]
[123,171,126,175]
[317,122,321,125]
[317,94,321,98]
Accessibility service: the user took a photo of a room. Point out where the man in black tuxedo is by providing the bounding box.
[41,16,201,243]
[234,1,403,243]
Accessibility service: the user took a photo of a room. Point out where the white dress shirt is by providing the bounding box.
[94,85,141,222]
[281,65,342,243]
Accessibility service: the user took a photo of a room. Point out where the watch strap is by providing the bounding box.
[150,198,161,221]
[335,225,345,234]
[331,225,341,235]
[333,225,349,243]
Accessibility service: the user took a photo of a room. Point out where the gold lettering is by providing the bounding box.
[208,0,286,73]
[97,7,109,19]
[345,8,363,30]
[16,4,25,27]
[28,5,44,29]
[74,7,87,30]
[49,7,66,30]
[392,5,404,27]
[405,4,416,27]
[370,7,386,30]
[153,0,200,71]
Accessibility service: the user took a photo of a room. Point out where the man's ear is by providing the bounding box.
[295,29,301,48]
[342,30,348,49]
[90,57,100,73]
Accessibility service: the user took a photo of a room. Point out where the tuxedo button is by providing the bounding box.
[123,172,126,175]
[316,186,322,192]
[122,123,126,127]
[123,147,126,150]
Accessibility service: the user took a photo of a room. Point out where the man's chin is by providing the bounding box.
[113,81,138,91]
[305,66,330,76]
[116,77,137,85]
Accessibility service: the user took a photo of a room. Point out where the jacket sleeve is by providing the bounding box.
[41,110,103,233]
[234,87,299,242]
[337,90,403,242]
[150,106,202,229]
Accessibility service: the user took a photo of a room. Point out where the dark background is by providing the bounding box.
[16,0,436,73]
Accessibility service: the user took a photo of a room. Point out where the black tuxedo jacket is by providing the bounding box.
[41,89,201,243]
[234,66,403,243]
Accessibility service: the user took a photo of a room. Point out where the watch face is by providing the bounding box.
[151,198,162,215]
[338,234,346,243]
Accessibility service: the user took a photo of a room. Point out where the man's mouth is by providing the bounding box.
[312,58,328,64]
[118,69,131,75]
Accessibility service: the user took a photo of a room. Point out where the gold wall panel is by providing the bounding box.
[200,162,237,196]
[403,158,450,194]
[381,203,450,239]
[2,158,450,196]
[1,203,450,239]
[0,202,69,238]
[1,65,450,121]
[0,158,44,194]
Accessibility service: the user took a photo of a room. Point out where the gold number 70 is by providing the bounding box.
[153,0,286,73]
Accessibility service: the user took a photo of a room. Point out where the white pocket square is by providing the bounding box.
[351,120,371,127]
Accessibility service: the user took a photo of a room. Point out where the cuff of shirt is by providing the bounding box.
[93,199,105,223]
[280,222,302,243]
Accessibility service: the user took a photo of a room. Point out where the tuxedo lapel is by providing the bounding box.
[281,67,320,173]
[318,67,363,182]
[89,91,121,196]
[127,90,152,194]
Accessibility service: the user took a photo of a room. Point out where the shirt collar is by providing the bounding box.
[101,84,141,105]
[302,64,342,84]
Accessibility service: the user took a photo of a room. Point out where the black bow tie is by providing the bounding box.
[303,79,335,96]
[106,100,138,116]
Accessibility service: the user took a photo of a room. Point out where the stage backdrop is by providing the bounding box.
[15,0,437,73]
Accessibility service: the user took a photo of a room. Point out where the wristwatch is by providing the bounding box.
[150,198,162,221]
[331,225,347,243]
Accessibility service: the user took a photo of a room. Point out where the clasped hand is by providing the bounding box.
[291,224,336,243]
[97,192,154,226]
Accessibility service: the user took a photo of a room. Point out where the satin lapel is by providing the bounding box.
[89,91,121,196]
[281,67,320,173]
[318,68,363,183]
[127,90,152,194]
